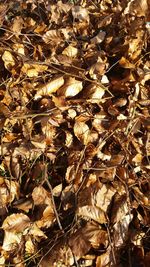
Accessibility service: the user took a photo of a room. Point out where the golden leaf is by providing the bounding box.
[84,84,105,102]
[2,231,22,251]
[28,223,47,240]
[21,63,48,77]
[34,76,64,99]
[57,77,83,97]
[119,57,135,69]
[25,238,35,255]
[77,205,107,224]
[2,213,30,232]
[62,45,78,57]
[43,28,70,44]
[74,121,90,145]
[12,16,24,34]
[2,51,15,69]
[95,185,116,212]
[32,186,51,206]
[52,183,62,197]
[13,44,25,55]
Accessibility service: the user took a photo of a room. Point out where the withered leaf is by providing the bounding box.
[95,184,116,212]
[69,229,91,258]
[74,121,90,145]
[2,51,15,70]
[77,205,107,224]
[57,77,83,97]
[34,76,64,99]
[2,213,30,232]
[72,6,89,22]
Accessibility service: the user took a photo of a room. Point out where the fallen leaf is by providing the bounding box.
[91,31,106,44]
[21,63,48,77]
[34,76,64,99]
[77,205,107,224]
[95,184,116,212]
[72,6,89,22]
[2,213,30,232]
[57,77,83,97]
[62,45,78,57]
[2,51,15,70]
[74,121,90,145]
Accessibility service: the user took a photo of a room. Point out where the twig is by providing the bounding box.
[44,164,64,232]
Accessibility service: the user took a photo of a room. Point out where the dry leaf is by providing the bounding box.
[91,31,106,44]
[69,229,91,258]
[34,76,64,99]
[36,205,55,228]
[2,51,15,69]
[57,77,83,97]
[12,16,24,34]
[13,44,25,55]
[84,84,105,102]
[82,222,108,249]
[113,214,133,247]
[111,194,129,224]
[32,186,52,206]
[21,63,48,77]
[25,237,35,255]
[95,184,116,212]
[74,121,90,145]
[43,28,71,44]
[52,183,62,197]
[119,57,135,69]
[77,205,107,224]
[2,231,22,251]
[72,6,89,22]
[2,213,30,232]
[62,45,78,57]
[28,223,47,240]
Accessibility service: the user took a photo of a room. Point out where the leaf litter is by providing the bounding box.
[0,0,150,266]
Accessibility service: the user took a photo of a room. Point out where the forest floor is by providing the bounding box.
[0,0,150,266]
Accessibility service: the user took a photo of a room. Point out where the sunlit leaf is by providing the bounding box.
[34,76,64,99]
[2,51,15,69]
[77,205,107,224]
[2,213,30,232]
[57,77,83,97]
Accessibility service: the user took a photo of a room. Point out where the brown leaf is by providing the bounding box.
[72,6,89,22]
[62,45,78,57]
[21,63,48,77]
[84,84,105,102]
[95,184,116,212]
[34,76,64,99]
[111,194,128,224]
[77,205,107,224]
[11,16,24,34]
[43,28,71,44]
[2,213,30,232]
[2,51,15,70]
[91,31,106,44]
[32,186,52,206]
[74,121,90,145]
[69,229,91,258]
[82,222,108,249]
[57,77,83,97]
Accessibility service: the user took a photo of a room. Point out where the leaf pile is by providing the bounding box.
[0,0,150,266]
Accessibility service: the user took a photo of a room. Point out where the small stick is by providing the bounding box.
[44,165,64,232]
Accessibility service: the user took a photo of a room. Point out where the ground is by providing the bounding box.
[0,1,150,266]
